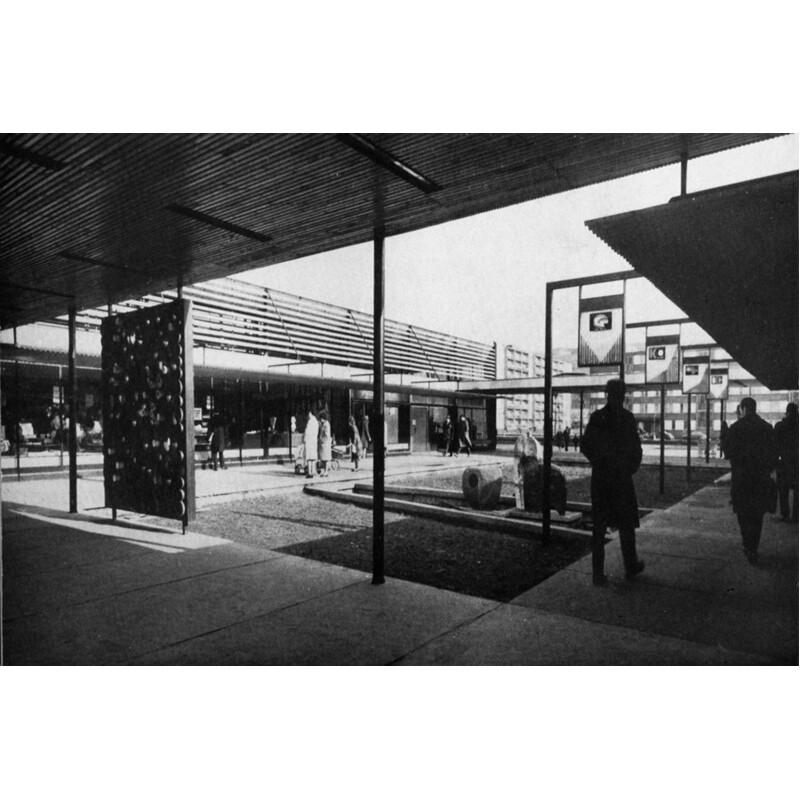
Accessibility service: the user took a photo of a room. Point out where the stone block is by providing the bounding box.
[462,465,503,510]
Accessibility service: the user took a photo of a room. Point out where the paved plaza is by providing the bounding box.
[2,454,797,665]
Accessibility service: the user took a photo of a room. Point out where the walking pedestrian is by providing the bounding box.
[458,414,472,456]
[442,415,454,456]
[774,402,798,522]
[206,410,228,471]
[348,415,362,471]
[725,396,775,563]
[580,378,644,586]
[719,420,730,459]
[360,413,371,457]
[303,409,319,478]
[318,410,332,477]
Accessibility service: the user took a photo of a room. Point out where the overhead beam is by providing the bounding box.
[337,134,442,195]
[0,140,68,171]
[0,280,75,300]
[60,251,153,276]
[165,204,272,243]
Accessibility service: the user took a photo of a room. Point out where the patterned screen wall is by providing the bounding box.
[101,299,195,522]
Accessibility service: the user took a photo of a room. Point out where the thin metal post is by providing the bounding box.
[620,278,627,380]
[372,225,386,584]
[681,152,688,196]
[659,383,666,494]
[68,306,78,513]
[239,378,244,466]
[58,368,64,469]
[686,392,692,484]
[542,284,554,543]
[705,396,711,464]
[288,386,293,461]
[579,390,584,440]
[260,382,268,459]
[15,359,21,480]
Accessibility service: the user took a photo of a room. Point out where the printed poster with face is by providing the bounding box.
[645,333,681,384]
[709,366,729,399]
[578,294,624,367]
[682,353,710,394]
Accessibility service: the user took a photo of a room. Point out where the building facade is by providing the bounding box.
[498,345,573,436]
[0,277,499,461]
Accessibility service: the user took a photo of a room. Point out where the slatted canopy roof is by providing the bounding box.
[0,133,782,332]
[586,170,798,390]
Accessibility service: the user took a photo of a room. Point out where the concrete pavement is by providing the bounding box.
[2,454,797,665]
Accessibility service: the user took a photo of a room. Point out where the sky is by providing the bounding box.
[238,134,798,359]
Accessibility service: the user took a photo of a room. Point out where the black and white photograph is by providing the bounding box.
[1,4,797,799]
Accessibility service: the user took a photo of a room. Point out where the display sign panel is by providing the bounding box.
[709,365,729,399]
[578,294,624,367]
[682,352,710,394]
[645,333,681,384]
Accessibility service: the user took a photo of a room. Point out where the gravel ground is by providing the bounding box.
[113,458,727,602]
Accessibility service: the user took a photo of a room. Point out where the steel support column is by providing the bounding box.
[659,383,666,494]
[542,284,554,543]
[705,395,711,464]
[239,378,244,466]
[372,227,386,584]
[686,393,692,484]
[14,358,21,480]
[68,306,78,513]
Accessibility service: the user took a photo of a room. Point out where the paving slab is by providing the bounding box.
[3,540,280,619]
[395,602,772,665]
[2,505,225,577]
[132,576,500,665]
[2,554,367,665]
[512,559,797,664]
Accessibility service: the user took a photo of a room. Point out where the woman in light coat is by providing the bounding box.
[303,410,319,478]
[318,410,332,476]
[348,415,362,471]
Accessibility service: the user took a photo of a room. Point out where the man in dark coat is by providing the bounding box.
[774,402,798,522]
[207,410,228,471]
[726,396,775,563]
[580,378,644,586]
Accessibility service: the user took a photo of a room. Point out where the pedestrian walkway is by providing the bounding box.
[2,456,797,664]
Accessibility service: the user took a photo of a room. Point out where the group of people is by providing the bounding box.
[301,409,376,478]
[441,414,474,457]
[581,378,798,586]
[555,427,579,451]
[300,409,334,478]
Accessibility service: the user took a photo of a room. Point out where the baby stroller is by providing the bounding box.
[294,442,307,474]
[330,444,350,471]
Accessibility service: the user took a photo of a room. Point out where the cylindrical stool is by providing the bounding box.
[462,465,503,510]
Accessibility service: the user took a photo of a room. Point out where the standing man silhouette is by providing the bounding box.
[580,378,644,586]
[726,396,775,563]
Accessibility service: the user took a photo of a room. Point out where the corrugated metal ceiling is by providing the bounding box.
[0,133,783,332]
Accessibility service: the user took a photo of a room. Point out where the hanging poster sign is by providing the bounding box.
[709,365,729,399]
[645,332,681,384]
[682,353,710,394]
[577,294,624,367]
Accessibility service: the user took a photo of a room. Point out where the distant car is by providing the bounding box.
[673,430,706,443]
[641,431,674,441]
